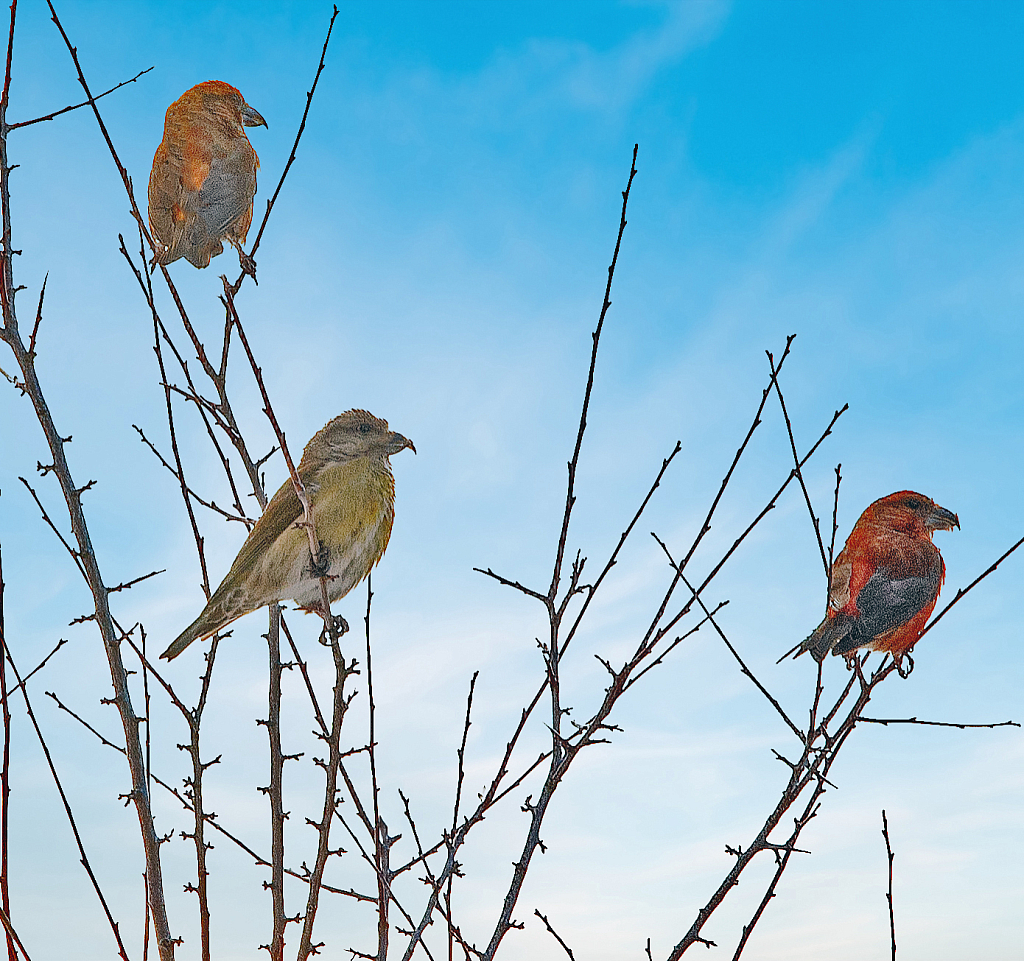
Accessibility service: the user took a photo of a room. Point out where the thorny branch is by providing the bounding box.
[38,5,343,959]
[2,8,1019,959]
[0,542,14,961]
[4,5,175,954]
[474,144,639,961]
[0,548,131,961]
[882,810,896,961]
[45,686,375,903]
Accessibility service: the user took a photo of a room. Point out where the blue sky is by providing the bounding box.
[1,1,1023,959]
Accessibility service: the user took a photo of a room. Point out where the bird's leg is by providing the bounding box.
[308,544,331,579]
[230,240,258,282]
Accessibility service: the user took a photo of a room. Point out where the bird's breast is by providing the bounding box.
[298,458,396,605]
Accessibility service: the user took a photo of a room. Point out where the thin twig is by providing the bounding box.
[107,569,165,595]
[882,810,896,961]
[548,143,638,606]
[657,401,848,650]
[26,273,45,359]
[362,576,388,961]
[229,4,340,294]
[0,904,30,961]
[767,347,830,576]
[446,673,479,959]
[857,717,1019,730]
[8,66,153,129]
[1,595,131,959]
[534,910,575,960]
[4,636,66,699]
[827,464,842,576]
[652,535,802,740]
[916,531,1024,642]
[0,542,14,961]
[45,687,375,903]
[670,657,900,959]
[220,284,337,641]
[480,146,639,961]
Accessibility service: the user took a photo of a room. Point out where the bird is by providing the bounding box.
[162,410,415,660]
[792,490,959,662]
[148,80,267,271]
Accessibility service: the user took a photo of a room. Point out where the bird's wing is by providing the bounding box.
[223,476,305,582]
[196,150,256,237]
[831,559,942,655]
[827,557,852,612]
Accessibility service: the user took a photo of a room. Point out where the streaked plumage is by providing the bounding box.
[795,491,959,661]
[162,410,415,660]
[148,80,267,269]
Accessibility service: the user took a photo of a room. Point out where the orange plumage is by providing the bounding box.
[148,80,267,269]
[796,491,959,661]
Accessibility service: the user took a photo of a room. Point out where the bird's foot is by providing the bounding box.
[233,243,258,283]
[894,652,915,679]
[317,614,350,646]
[309,544,331,579]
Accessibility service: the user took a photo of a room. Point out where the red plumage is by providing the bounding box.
[796,490,959,662]
[148,81,267,270]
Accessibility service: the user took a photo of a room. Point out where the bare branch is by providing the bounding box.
[767,347,830,576]
[230,4,340,294]
[1,592,131,959]
[882,810,896,961]
[548,143,638,606]
[857,716,1019,730]
[107,569,165,595]
[534,910,575,960]
[26,273,44,359]
[917,531,1024,642]
[651,534,802,740]
[8,66,153,130]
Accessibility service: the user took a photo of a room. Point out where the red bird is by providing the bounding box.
[796,491,959,662]
[148,81,267,270]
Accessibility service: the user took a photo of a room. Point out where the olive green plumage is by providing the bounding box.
[162,410,415,660]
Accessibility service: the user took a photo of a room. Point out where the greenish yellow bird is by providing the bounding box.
[162,409,415,660]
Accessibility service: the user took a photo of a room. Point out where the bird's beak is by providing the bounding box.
[386,432,416,456]
[926,503,960,531]
[241,103,268,128]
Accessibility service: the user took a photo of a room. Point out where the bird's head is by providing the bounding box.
[188,80,267,130]
[300,410,415,471]
[865,490,960,538]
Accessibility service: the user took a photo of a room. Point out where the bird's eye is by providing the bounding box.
[905,498,922,510]
[359,423,373,434]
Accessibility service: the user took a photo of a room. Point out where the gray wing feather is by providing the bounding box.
[197,156,251,236]
[832,563,941,655]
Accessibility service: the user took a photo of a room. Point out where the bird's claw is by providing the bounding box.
[317,614,349,646]
[233,243,258,282]
[309,545,331,578]
[895,652,915,679]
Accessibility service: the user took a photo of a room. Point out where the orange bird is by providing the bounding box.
[148,81,267,270]
[795,491,959,662]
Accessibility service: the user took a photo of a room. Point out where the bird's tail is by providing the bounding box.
[161,612,211,661]
[778,615,852,664]
[161,595,245,660]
